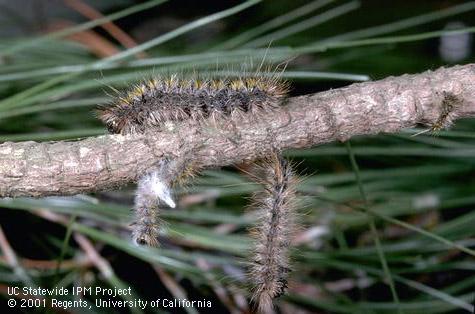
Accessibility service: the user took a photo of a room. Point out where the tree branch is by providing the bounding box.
[1,64,474,197]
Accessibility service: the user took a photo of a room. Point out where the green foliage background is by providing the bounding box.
[0,0,474,313]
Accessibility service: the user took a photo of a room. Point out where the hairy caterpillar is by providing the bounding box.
[98,70,288,246]
[413,91,462,137]
[97,73,288,135]
[97,69,297,307]
[430,91,462,132]
[248,153,298,313]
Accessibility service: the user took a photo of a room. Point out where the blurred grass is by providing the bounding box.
[0,1,474,314]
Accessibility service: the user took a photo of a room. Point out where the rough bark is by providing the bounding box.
[1,64,474,197]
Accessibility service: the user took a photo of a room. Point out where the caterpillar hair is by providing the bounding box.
[413,91,463,137]
[96,71,288,135]
[430,91,462,132]
[248,153,298,313]
[132,158,190,246]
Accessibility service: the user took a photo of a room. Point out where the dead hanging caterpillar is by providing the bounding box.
[248,153,298,313]
[132,159,177,246]
[96,72,289,135]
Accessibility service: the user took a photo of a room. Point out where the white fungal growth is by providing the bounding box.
[140,170,176,209]
[132,161,177,247]
[131,158,192,247]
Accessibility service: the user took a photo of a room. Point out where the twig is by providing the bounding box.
[0,255,90,270]
[73,233,113,279]
[154,267,199,314]
[0,226,19,267]
[0,64,474,197]
[196,258,249,314]
[0,226,35,286]
[47,20,120,58]
[63,0,147,58]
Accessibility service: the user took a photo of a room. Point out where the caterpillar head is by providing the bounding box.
[131,220,160,247]
[106,120,120,134]
[96,103,140,135]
